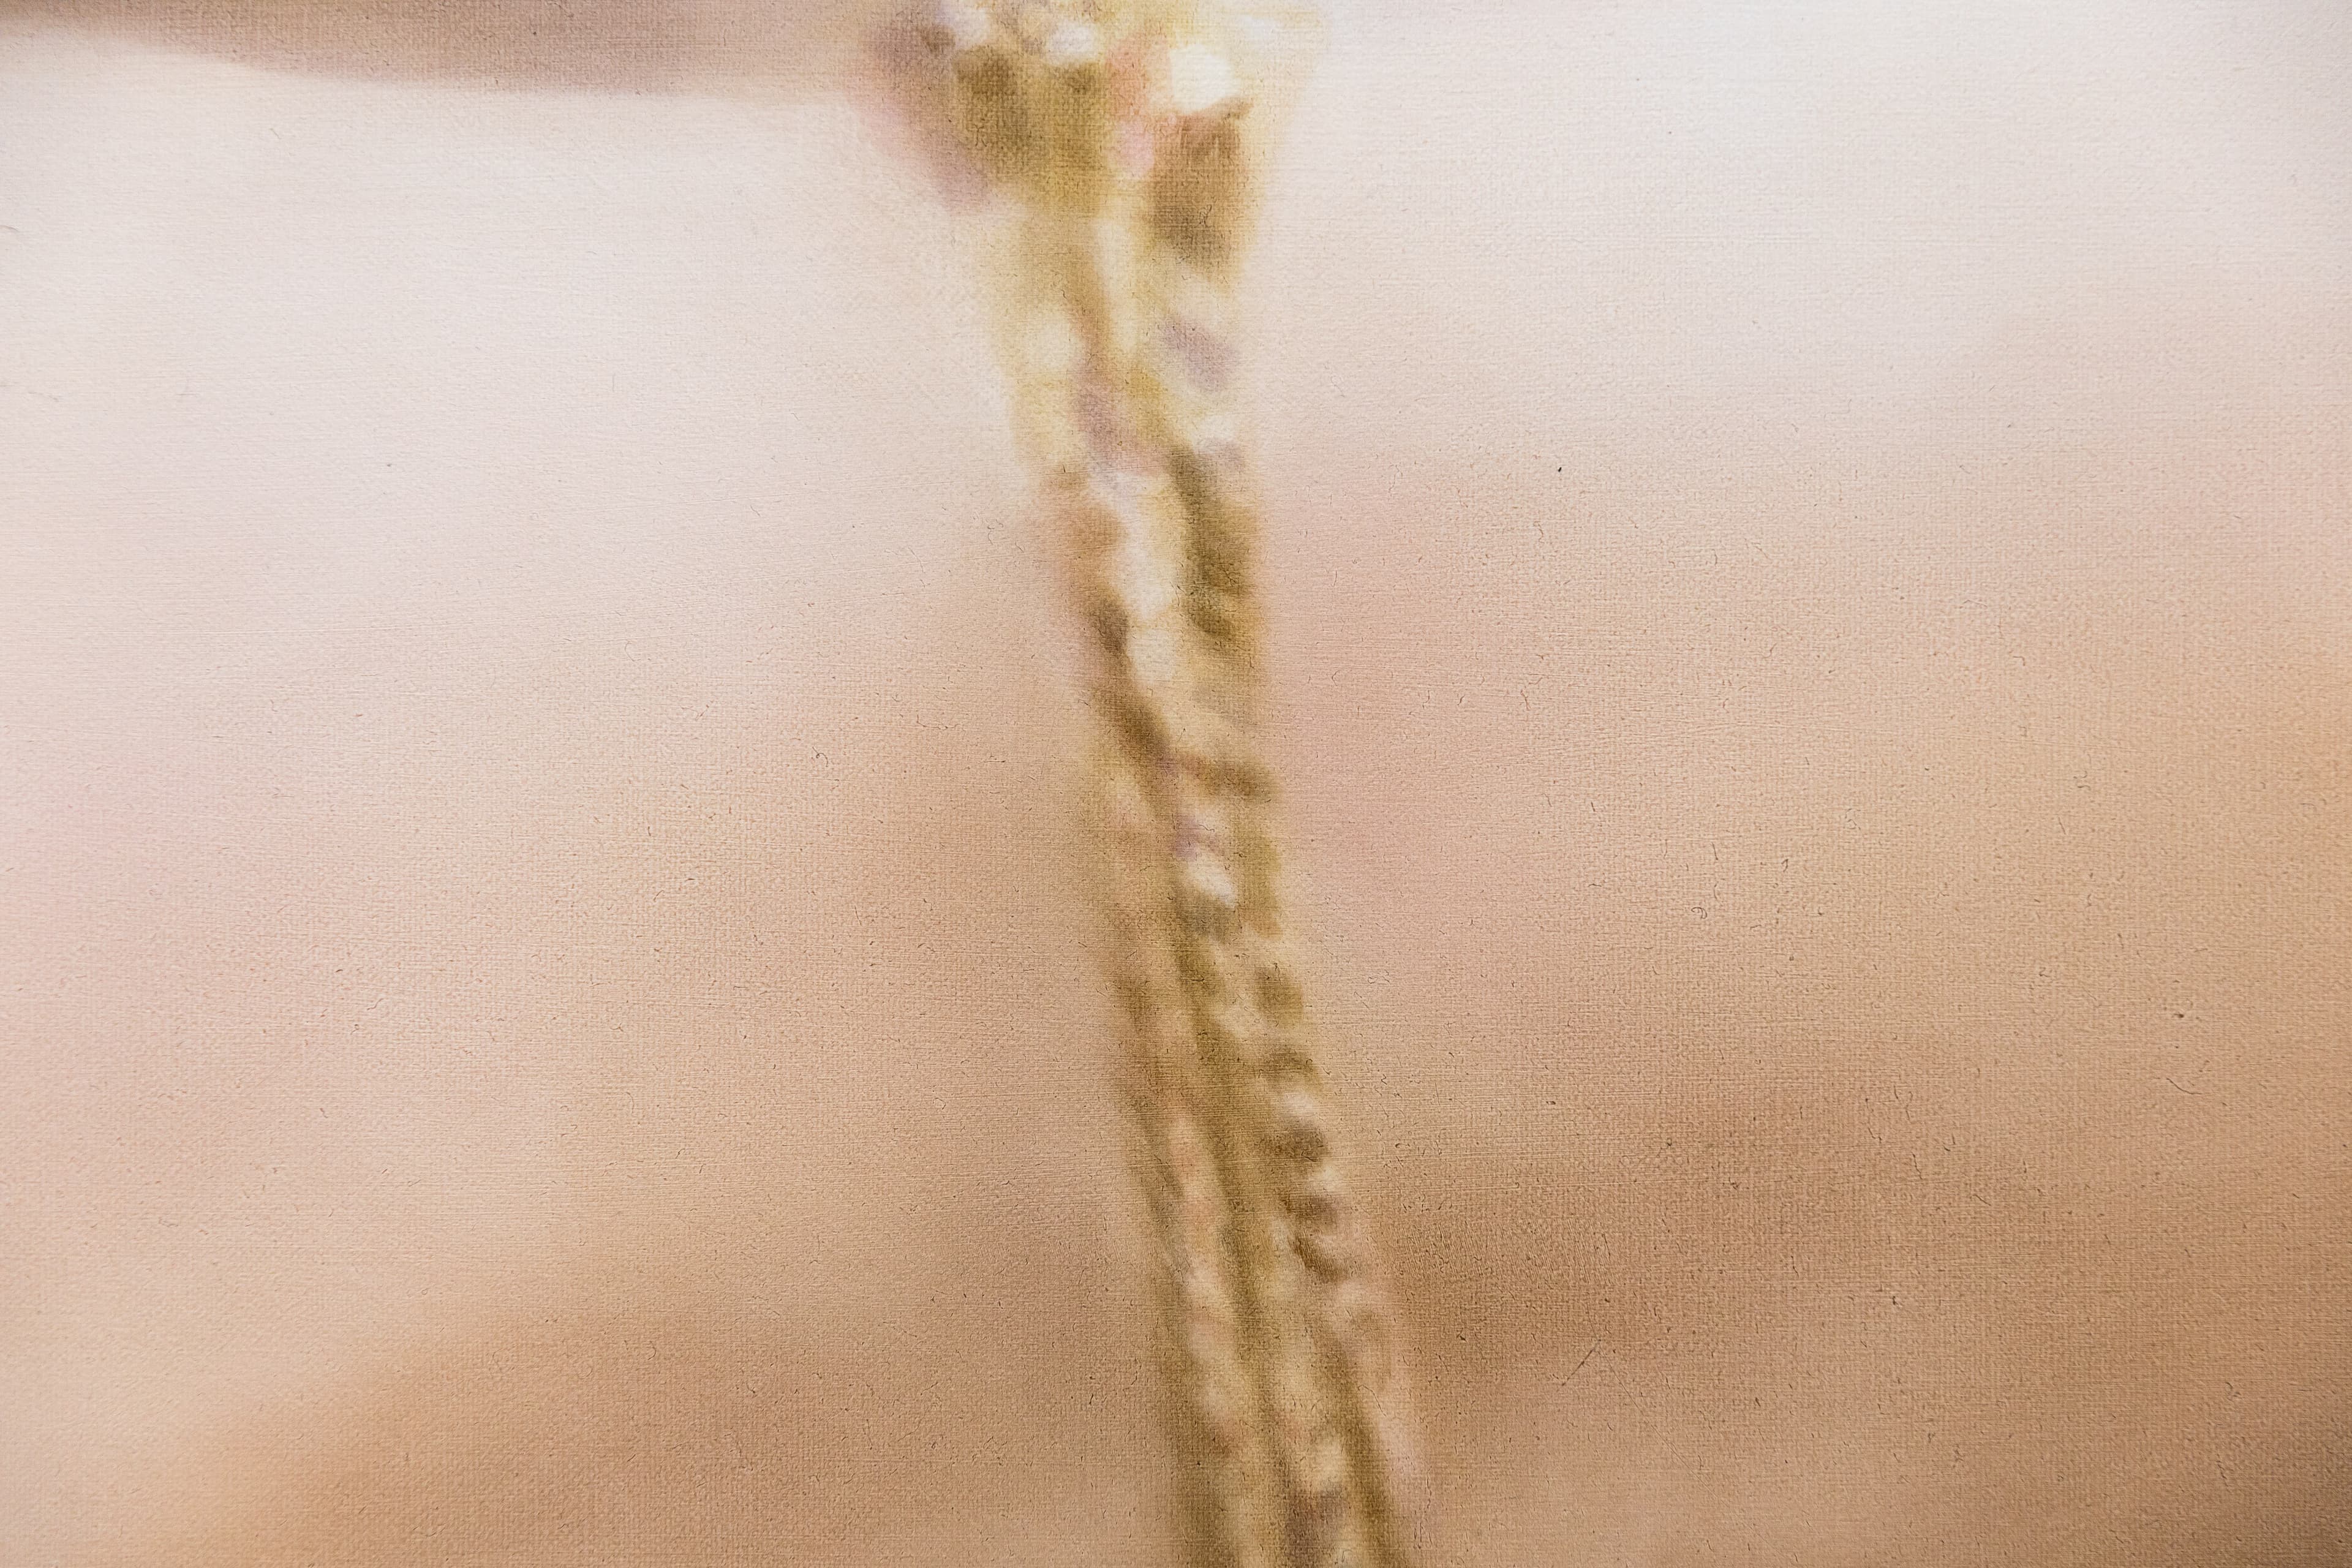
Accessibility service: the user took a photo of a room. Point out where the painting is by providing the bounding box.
[4,2,2346,1563]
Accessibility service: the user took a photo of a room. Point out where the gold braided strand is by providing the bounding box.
[897,5,1424,1562]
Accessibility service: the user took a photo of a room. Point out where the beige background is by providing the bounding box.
[3,2,2348,1562]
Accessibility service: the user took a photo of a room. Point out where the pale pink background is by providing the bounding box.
[3,2,2348,1562]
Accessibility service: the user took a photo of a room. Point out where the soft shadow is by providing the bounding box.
[0,0,889,97]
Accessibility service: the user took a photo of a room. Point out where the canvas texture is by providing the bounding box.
[2,2,2348,1563]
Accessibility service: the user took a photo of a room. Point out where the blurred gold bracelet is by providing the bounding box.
[886,6,1427,1565]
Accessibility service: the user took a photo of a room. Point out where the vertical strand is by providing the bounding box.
[1093,715,1289,1568]
[903,5,1424,1561]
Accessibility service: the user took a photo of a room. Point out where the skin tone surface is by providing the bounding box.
[3,2,2348,1564]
